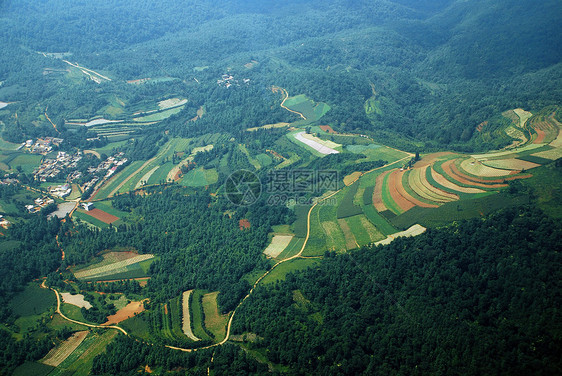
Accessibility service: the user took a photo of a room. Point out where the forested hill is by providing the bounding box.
[1,0,560,151]
[231,207,562,375]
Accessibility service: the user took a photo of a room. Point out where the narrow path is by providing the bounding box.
[42,282,128,335]
[272,86,306,120]
[44,108,60,134]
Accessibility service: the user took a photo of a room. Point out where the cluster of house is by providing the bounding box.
[81,152,127,193]
[0,215,10,229]
[49,183,72,198]
[34,151,82,182]
[25,196,55,213]
[217,73,250,88]
[18,137,64,154]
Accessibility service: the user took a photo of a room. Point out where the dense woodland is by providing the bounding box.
[231,207,562,375]
[0,0,560,152]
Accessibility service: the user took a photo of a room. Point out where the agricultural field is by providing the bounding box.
[12,362,54,376]
[103,300,145,325]
[41,331,89,367]
[179,167,218,187]
[375,224,426,246]
[182,290,200,341]
[73,252,155,282]
[50,330,119,376]
[283,94,331,122]
[292,131,340,155]
[60,293,92,309]
[202,291,229,341]
[263,235,294,258]
[9,283,56,317]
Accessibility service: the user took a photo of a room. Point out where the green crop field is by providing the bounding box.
[94,160,144,199]
[93,140,128,155]
[345,214,385,245]
[337,182,363,219]
[121,314,151,341]
[0,239,21,252]
[73,210,109,228]
[133,106,184,122]
[391,192,525,229]
[362,204,396,236]
[13,362,54,376]
[180,167,212,187]
[60,331,119,376]
[190,289,212,341]
[147,162,174,184]
[10,283,56,317]
[92,201,127,219]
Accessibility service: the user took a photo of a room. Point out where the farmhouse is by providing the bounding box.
[82,202,94,211]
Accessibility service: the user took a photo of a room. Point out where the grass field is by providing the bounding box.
[148,162,174,184]
[10,283,56,317]
[202,292,229,341]
[8,153,42,173]
[283,94,331,122]
[261,258,321,285]
[179,167,218,187]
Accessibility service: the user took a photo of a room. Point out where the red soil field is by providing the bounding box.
[239,219,251,230]
[102,300,146,325]
[373,171,390,212]
[87,208,120,224]
[387,170,415,212]
[319,125,336,134]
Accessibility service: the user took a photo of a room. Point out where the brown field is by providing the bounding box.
[41,331,89,367]
[319,125,336,134]
[395,170,439,208]
[373,171,390,212]
[102,300,145,325]
[460,158,512,177]
[483,158,540,171]
[86,208,120,224]
[388,170,416,212]
[430,168,485,194]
